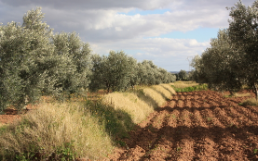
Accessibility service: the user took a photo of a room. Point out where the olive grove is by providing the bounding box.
[0,7,175,110]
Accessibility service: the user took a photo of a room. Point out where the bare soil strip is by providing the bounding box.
[109,90,258,161]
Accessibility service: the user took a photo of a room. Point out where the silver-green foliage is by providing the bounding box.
[0,8,55,110]
[136,60,176,85]
[89,53,175,92]
[0,8,92,110]
[52,32,92,99]
[90,51,137,92]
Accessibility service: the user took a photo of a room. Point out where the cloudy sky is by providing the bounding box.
[0,0,254,71]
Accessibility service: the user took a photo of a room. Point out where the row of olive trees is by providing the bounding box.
[0,8,175,110]
[90,52,176,93]
[191,0,258,99]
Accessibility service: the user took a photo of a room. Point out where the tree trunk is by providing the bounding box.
[107,86,110,93]
[253,83,258,100]
[229,90,234,97]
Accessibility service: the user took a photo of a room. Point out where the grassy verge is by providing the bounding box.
[0,83,175,160]
[239,98,258,106]
[224,93,251,98]
[172,83,208,92]
[170,81,199,88]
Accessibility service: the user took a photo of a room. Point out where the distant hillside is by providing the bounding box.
[170,71,179,74]
[170,71,191,74]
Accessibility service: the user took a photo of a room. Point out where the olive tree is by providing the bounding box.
[89,51,136,93]
[178,70,188,81]
[0,8,56,110]
[201,29,243,94]
[228,0,258,99]
[190,55,207,83]
[136,60,175,85]
[52,32,92,99]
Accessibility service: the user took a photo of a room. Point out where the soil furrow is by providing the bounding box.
[108,90,258,161]
[234,106,258,124]
[247,105,258,116]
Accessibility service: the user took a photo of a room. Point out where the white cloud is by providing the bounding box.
[0,0,255,71]
[89,37,210,70]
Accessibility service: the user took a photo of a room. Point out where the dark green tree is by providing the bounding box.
[190,55,207,83]
[194,29,243,95]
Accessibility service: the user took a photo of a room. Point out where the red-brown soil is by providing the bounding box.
[1,90,258,160]
[108,90,258,161]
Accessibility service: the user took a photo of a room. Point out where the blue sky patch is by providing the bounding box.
[145,28,221,42]
[118,8,170,16]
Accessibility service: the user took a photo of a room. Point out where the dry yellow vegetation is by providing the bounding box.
[171,81,199,88]
[222,92,251,98]
[102,92,153,124]
[0,83,176,160]
[240,98,258,106]
[0,102,113,160]
[233,93,251,97]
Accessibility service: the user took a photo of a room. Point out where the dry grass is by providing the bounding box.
[240,98,258,106]
[0,123,5,128]
[171,81,199,88]
[234,93,251,97]
[0,83,175,160]
[102,84,176,123]
[142,88,166,107]
[151,84,174,100]
[0,102,113,160]
[223,92,251,98]
[160,84,176,95]
[102,92,153,124]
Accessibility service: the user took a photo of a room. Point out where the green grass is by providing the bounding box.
[172,84,208,92]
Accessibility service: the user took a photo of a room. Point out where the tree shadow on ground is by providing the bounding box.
[85,100,135,147]
[160,84,176,96]
[84,86,175,147]
[116,103,258,160]
[135,89,160,110]
[149,87,170,101]
[111,91,258,160]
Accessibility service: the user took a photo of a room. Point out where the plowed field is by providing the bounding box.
[109,90,258,161]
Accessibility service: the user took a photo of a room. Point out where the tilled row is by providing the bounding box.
[109,90,258,161]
